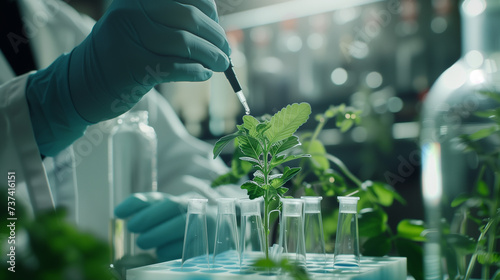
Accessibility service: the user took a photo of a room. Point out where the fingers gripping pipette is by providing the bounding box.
[224,61,250,115]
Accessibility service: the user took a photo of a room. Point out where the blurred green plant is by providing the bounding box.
[289,104,425,280]
[213,103,425,280]
[252,257,309,280]
[440,90,500,280]
[0,190,113,280]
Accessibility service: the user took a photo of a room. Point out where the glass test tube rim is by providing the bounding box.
[281,198,304,216]
[187,198,208,214]
[216,197,237,214]
[301,196,323,213]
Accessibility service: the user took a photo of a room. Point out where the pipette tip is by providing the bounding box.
[235,90,251,115]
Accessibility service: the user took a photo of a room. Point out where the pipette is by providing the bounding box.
[224,61,250,115]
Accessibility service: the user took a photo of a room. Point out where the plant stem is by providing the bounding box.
[483,159,500,278]
[325,153,363,187]
[464,218,494,280]
[309,116,326,147]
[263,146,270,260]
[264,191,269,260]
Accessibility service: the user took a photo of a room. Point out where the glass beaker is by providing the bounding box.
[420,0,500,279]
[279,198,306,266]
[301,196,326,261]
[239,198,265,266]
[333,196,360,269]
[108,110,157,275]
[182,198,209,267]
[213,198,239,266]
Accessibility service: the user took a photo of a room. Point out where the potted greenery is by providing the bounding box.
[213,102,312,260]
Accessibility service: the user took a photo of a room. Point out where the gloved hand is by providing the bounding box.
[26,0,230,156]
[114,192,216,261]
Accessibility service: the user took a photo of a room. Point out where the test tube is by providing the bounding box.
[279,198,306,266]
[333,196,360,270]
[182,199,209,268]
[213,198,239,266]
[301,196,326,261]
[239,198,265,266]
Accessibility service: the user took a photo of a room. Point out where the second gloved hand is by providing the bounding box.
[114,192,216,262]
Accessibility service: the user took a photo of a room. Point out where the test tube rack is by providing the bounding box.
[127,253,407,280]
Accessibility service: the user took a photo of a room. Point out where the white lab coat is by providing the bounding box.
[0,0,244,240]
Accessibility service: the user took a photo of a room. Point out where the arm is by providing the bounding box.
[26,0,230,157]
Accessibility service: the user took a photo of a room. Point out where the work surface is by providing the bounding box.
[127,254,407,280]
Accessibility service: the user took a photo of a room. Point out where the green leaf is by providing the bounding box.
[270,167,301,189]
[371,182,394,206]
[478,90,500,103]
[278,187,289,195]
[358,208,388,238]
[256,121,272,136]
[213,130,242,159]
[474,108,500,119]
[362,234,392,256]
[324,107,337,118]
[270,136,301,156]
[476,180,490,197]
[241,181,264,199]
[232,141,254,172]
[237,135,263,159]
[365,181,405,206]
[477,251,500,265]
[264,103,311,144]
[242,115,260,136]
[468,125,500,141]
[253,176,264,185]
[304,140,329,171]
[270,154,310,170]
[211,172,241,187]
[451,193,472,207]
[253,170,265,179]
[397,219,426,242]
[395,239,423,280]
[239,157,261,165]
[339,118,354,132]
[318,172,346,197]
[444,234,476,255]
[252,258,276,268]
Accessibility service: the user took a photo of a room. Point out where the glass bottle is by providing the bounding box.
[420,0,500,279]
[108,110,157,275]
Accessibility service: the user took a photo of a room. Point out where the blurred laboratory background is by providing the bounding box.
[71,0,462,228]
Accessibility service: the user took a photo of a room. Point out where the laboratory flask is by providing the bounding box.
[279,198,306,266]
[182,198,209,267]
[239,198,265,266]
[333,196,360,270]
[109,110,157,270]
[301,196,326,260]
[420,0,500,279]
[213,198,239,266]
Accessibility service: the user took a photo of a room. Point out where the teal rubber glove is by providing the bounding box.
[115,192,216,261]
[26,0,230,157]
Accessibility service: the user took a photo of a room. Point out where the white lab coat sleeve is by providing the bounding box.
[135,90,247,201]
[0,73,54,214]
